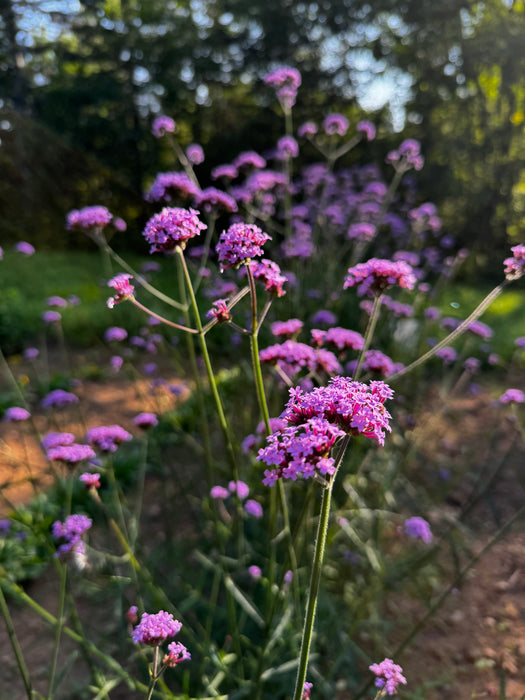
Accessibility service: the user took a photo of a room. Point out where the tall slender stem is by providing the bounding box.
[354,294,383,380]
[46,562,68,700]
[0,585,32,699]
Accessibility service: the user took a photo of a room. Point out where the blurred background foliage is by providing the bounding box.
[1,0,525,270]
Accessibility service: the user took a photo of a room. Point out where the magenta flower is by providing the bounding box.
[311,327,365,353]
[356,120,376,140]
[271,319,303,338]
[4,407,30,422]
[467,320,493,340]
[79,472,101,489]
[216,223,271,270]
[104,326,128,342]
[233,151,267,170]
[404,516,433,544]
[52,514,92,558]
[46,296,67,308]
[244,499,263,518]
[126,606,139,624]
[248,259,288,297]
[107,274,134,308]
[134,412,159,429]
[211,164,238,180]
[194,187,237,213]
[344,258,416,297]
[323,113,349,136]
[23,347,39,360]
[260,340,341,378]
[47,443,96,464]
[276,136,299,159]
[41,432,76,450]
[500,389,525,404]
[146,172,200,202]
[264,66,301,109]
[298,121,318,137]
[302,682,313,699]
[66,206,113,231]
[347,223,376,242]
[435,347,458,365]
[387,139,424,171]
[228,480,250,499]
[14,241,35,256]
[504,244,525,280]
[163,641,191,667]
[132,610,182,646]
[249,565,262,580]
[152,115,176,137]
[142,207,207,253]
[86,425,132,453]
[369,658,407,695]
[207,299,232,324]
[42,311,62,323]
[210,485,229,500]
[41,390,79,409]
[186,143,204,165]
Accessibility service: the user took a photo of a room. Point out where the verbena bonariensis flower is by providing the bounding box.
[467,320,493,340]
[47,443,96,464]
[358,349,404,378]
[435,346,458,365]
[258,417,346,485]
[211,164,238,180]
[210,485,229,499]
[104,326,128,342]
[347,222,376,242]
[142,207,207,253]
[194,187,238,213]
[66,206,113,232]
[146,172,200,202]
[41,432,75,450]
[298,121,318,137]
[15,241,35,256]
[260,340,342,377]
[275,135,299,159]
[356,120,376,141]
[386,138,424,171]
[3,407,31,421]
[343,258,417,297]
[41,389,79,409]
[79,472,101,489]
[404,516,433,543]
[264,66,301,109]
[134,412,159,429]
[216,223,271,270]
[500,388,525,404]
[152,115,176,137]
[46,295,67,308]
[52,514,92,558]
[163,640,191,667]
[271,319,304,338]
[369,658,407,696]
[233,151,267,170]
[323,113,349,136]
[249,565,262,580]
[311,327,365,352]
[132,611,182,646]
[281,376,394,445]
[206,299,232,323]
[24,347,39,360]
[248,259,288,296]
[229,480,250,499]
[244,499,263,518]
[86,425,132,453]
[302,682,313,699]
[186,143,204,165]
[42,311,61,323]
[504,244,525,280]
[107,274,134,308]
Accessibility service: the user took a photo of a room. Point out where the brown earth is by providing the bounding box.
[1,352,525,699]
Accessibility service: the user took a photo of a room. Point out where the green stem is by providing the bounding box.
[146,646,160,700]
[131,298,198,334]
[0,584,32,699]
[46,562,68,700]
[354,293,383,381]
[176,246,238,478]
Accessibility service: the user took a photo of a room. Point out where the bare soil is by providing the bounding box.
[1,352,525,699]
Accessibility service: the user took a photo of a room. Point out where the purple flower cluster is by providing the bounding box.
[86,425,132,452]
[356,120,376,141]
[15,241,35,256]
[66,206,113,231]
[163,640,191,667]
[132,610,182,646]
[194,187,238,213]
[258,378,393,485]
[234,151,267,170]
[41,389,79,409]
[248,259,288,297]
[186,143,204,165]
[311,327,365,352]
[404,516,433,544]
[52,514,92,558]
[4,407,31,422]
[207,299,232,323]
[271,319,304,338]
[264,66,301,109]
[276,136,299,159]
[323,113,349,136]
[107,274,135,308]
[79,472,101,489]
[259,416,345,485]
[504,244,525,280]
[142,207,207,253]
[134,412,159,429]
[152,116,176,137]
[369,658,407,696]
[386,138,424,171]
[344,258,417,297]
[260,340,341,378]
[500,388,525,404]
[147,172,200,202]
[216,223,271,270]
[104,326,128,342]
[357,350,404,378]
[347,222,376,242]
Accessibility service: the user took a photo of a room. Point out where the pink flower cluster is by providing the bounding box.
[369,658,407,696]
[66,206,113,231]
[248,259,288,297]
[311,327,365,352]
[52,514,92,558]
[132,610,181,646]
[142,207,207,253]
[86,425,132,453]
[260,340,341,378]
[504,244,525,280]
[152,116,176,137]
[264,66,301,109]
[107,274,134,308]
[216,223,271,269]
[146,172,200,202]
[344,258,416,297]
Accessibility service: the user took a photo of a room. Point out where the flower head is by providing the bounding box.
[134,412,159,429]
[504,244,525,280]
[216,223,271,270]
[132,610,182,646]
[47,443,96,464]
[369,658,407,696]
[323,113,349,136]
[41,389,79,409]
[14,241,35,256]
[4,407,31,422]
[143,207,207,253]
[248,259,288,296]
[104,326,128,342]
[147,172,200,202]
[41,432,76,450]
[86,425,132,453]
[107,274,134,308]
[66,206,113,232]
[194,187,237,213]
[79,472,101,489]
[356,120,376,140]
[207,299,232,324]
[344,258,416,297]
[163,641,191,667]
[152,116,176,137]
[42,311,61,323]
[404,516,433,544]
[52,514,92,558]
[248,565,262,580]
[186,143,204,165]
[500,388,525,404]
